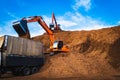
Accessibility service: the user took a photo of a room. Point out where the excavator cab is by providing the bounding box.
[50,41,64,55]
[13,20,28,36]
[49,23,54,31]
[53,41,63,49]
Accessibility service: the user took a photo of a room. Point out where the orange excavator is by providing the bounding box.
[13,16,69,55]
[49,13,61,32]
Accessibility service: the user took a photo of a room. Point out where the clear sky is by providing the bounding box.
[0,0,120,37]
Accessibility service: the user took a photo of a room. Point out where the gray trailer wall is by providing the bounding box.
[6,36,43,57]
[1,35,44,66]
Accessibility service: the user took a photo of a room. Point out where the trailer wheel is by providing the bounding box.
[22,67,31,76]
[31,67,39,74]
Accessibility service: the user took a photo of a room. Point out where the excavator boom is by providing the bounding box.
[27,16,54,45]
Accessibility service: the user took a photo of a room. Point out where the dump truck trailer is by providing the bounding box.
[0,35,44,76]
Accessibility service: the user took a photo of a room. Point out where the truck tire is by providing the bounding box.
[31,67,39,74]
[22,67,31,76]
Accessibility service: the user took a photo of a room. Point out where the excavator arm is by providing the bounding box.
[26,16,54,45]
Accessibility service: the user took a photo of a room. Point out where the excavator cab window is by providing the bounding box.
[13,20,28,36]
[53,41,58,49]
[58,41,63,49]
[53,41,63,49]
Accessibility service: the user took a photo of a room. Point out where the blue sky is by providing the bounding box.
[0,0,120,37]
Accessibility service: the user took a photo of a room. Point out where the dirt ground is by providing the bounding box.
[0,26,120,80]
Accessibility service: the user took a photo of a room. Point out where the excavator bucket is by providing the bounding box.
[13,20,28,36]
